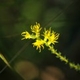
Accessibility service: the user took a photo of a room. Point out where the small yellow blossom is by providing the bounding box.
[31,22,42,34]
[32,39,44,52]
[43,28,59,45]
[48,31,59,45]
[21,31,31,40]
[42,28,51,41]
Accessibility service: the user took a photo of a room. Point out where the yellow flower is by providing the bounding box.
[32,39,44,52]
[31,22,42,35]
[42,28,51,41]
[21,31,31,40]
[48,31,59,45]
[43,28,59,45]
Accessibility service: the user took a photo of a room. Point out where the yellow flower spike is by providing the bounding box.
[21,22,80,71]
[21,31,31,40]
[32,39,44,52]
[48,31,59,45]
[42,28,51,41]
[31,22,42,36]
[43,28,59,45]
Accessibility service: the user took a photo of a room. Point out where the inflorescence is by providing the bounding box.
[21,22,80,71]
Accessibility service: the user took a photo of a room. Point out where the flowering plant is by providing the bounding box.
[21,22,80,71]
[0,22,80,72]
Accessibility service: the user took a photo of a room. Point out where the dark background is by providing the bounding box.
[0,0,80,80]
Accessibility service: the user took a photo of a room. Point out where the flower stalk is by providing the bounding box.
[21,22,80,71]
